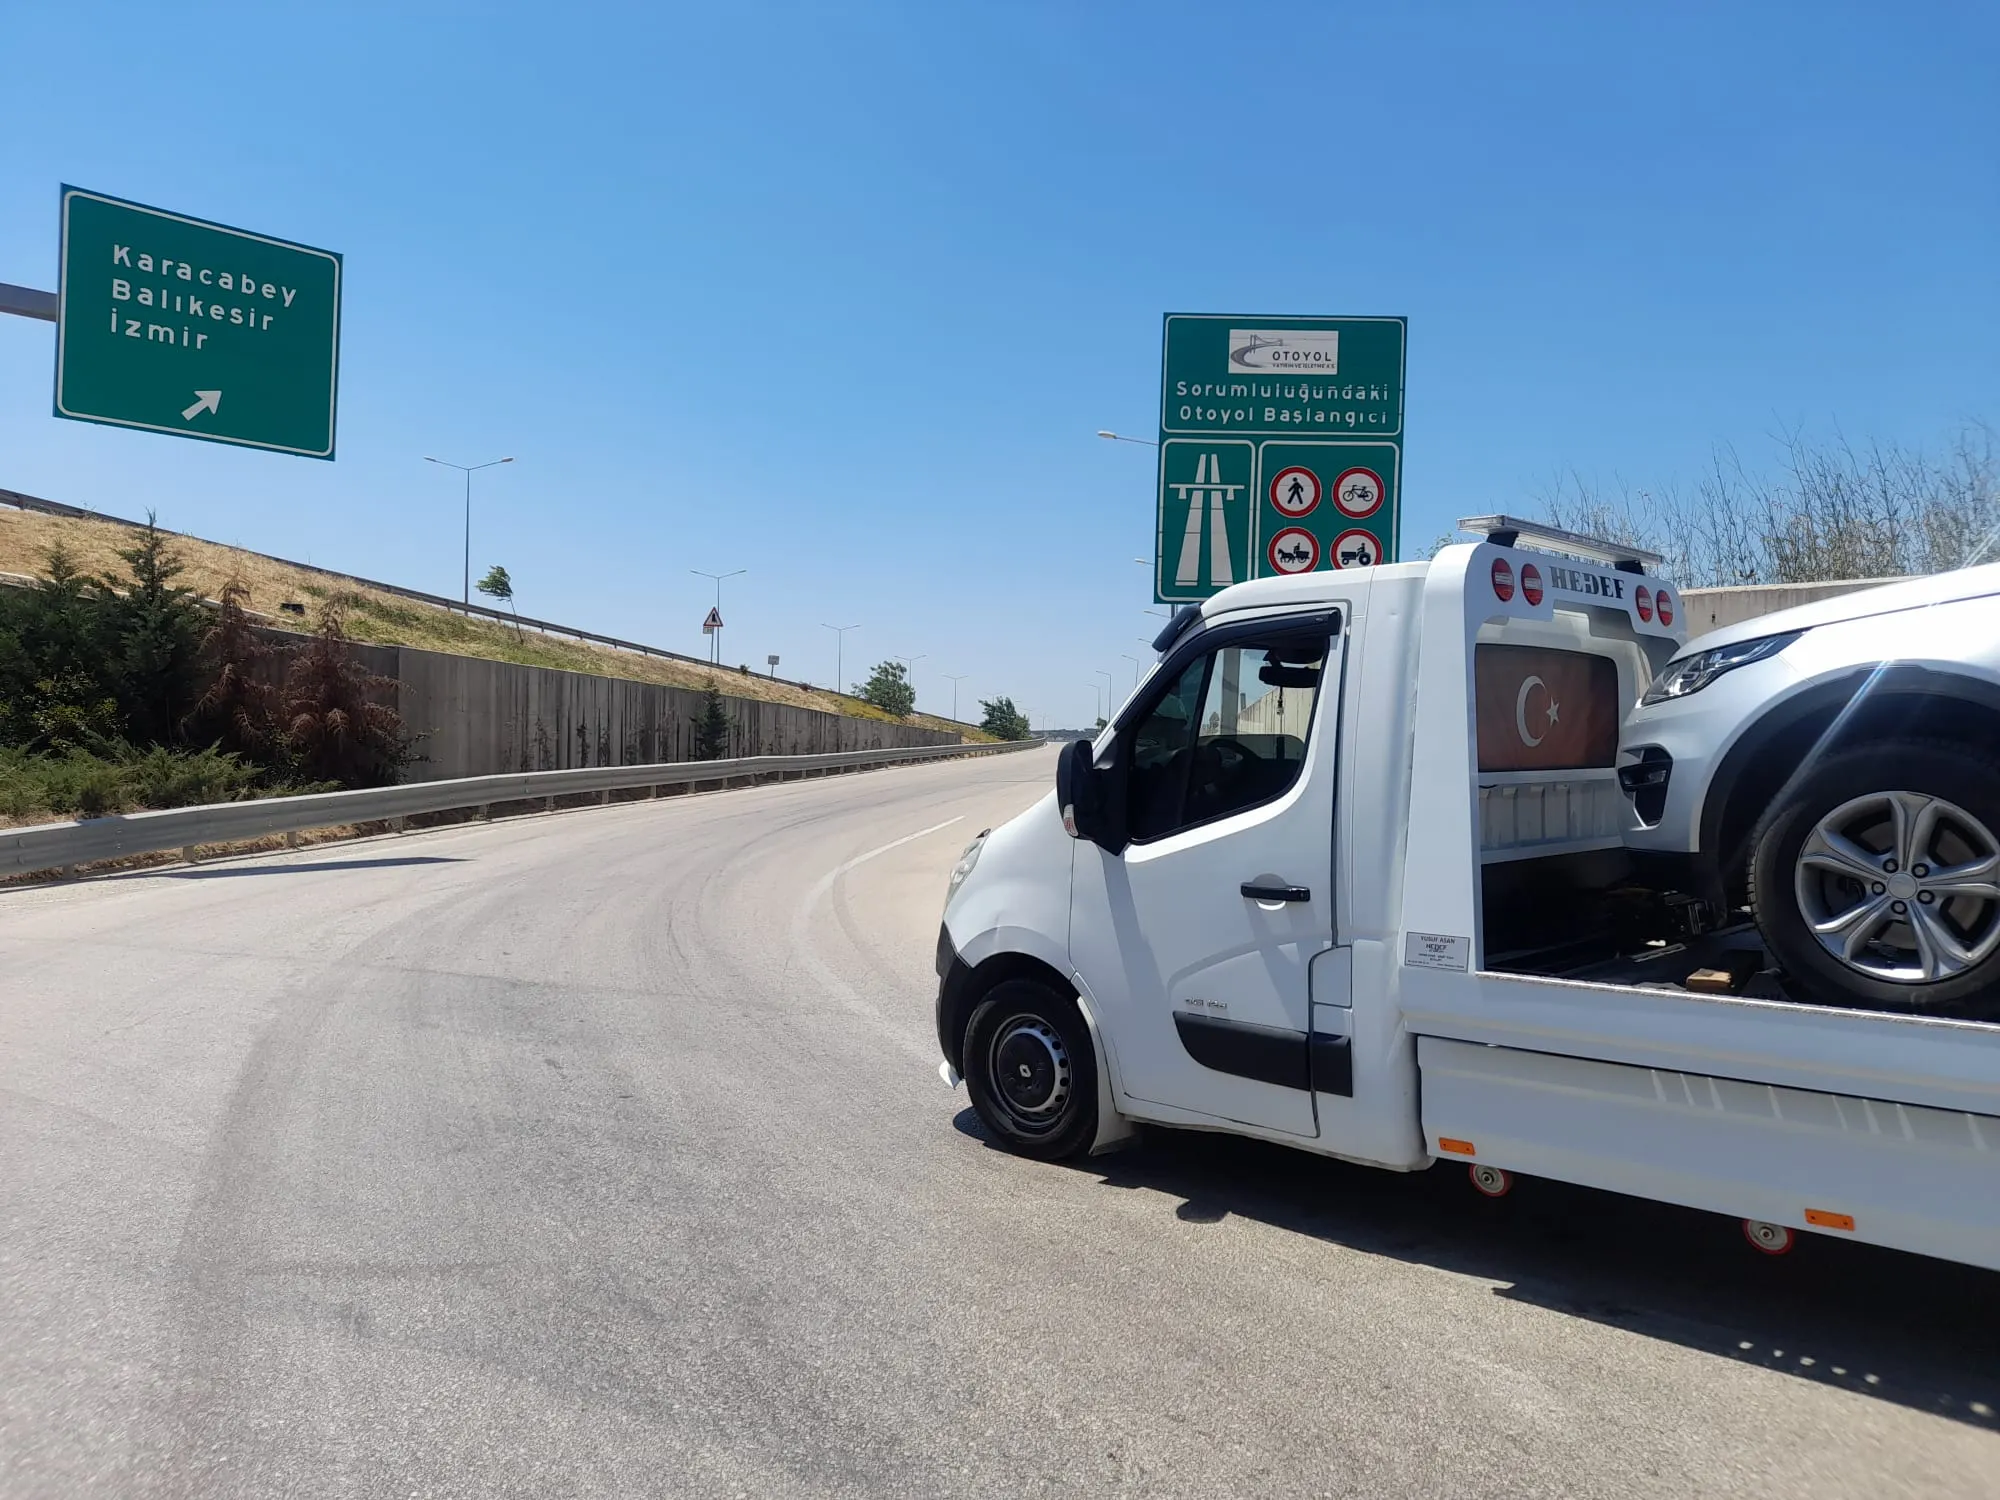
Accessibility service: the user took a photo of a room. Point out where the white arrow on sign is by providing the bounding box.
[181,390,221,422]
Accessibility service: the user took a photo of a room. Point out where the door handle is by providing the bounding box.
[1241,882,1311,903]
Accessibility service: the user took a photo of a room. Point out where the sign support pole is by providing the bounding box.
[0,283,57,322]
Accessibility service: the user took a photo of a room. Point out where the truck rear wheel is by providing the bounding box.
[963,980,1099,1161]
[1749,741,2000,1018]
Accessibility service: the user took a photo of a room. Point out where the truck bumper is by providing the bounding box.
[934,923,973,1074]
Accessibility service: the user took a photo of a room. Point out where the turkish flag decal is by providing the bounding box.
[1474,645,1620,772]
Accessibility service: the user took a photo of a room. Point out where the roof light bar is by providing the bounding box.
[1456,513,1664,571]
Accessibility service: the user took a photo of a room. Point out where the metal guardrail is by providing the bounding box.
[1,740,1039,880]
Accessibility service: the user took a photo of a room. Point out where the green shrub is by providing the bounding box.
[0,743,316,824]
[0,749,44,821]
[21,749,134,819]
[119,744,262,809]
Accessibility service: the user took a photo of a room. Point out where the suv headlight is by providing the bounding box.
[1641,631,1801,705]
[945,830,990,907]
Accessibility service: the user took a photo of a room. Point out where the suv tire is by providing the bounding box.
[1749,740,2000,1018]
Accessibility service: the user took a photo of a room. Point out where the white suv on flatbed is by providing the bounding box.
[1619,563,2000,1017]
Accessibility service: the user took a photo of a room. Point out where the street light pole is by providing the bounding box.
[423,455,515,605]
[1121,653,1142,687]
[1096,430,1160,447]
[942,673,968,723]
[821,622,859,695]
[691,568,746,666]
[894,654,926,710]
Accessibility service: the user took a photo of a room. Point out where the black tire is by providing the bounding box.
[962,979,1099,1160]
[1748,740,2000,1018]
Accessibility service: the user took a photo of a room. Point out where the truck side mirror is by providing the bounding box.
[1056,738,1104,845]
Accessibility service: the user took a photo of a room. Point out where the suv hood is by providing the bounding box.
[1678,562,2000,656]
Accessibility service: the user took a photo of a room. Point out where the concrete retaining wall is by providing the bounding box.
[256,632,959,782]
[393,647,958,780]
[1679,577,1902,636]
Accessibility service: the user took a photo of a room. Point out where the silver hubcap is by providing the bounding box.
[1794,789,2000,985]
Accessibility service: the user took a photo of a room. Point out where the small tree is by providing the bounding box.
[475,564,522,640]
[978,695,1030,741]
[4,546,121,752]
[101,513,207,747]
[692,678,734,760]
[186,576,282,760]
[278,600,411,786]
[855,660,915,717]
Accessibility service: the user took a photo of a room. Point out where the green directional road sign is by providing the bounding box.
[54,186,341,459]
[1155,314,1406,601]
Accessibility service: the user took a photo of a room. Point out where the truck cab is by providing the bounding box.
[938,524,1680,1162]
[936,525,2000,1271]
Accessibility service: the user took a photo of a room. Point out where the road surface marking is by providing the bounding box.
[790,816,964,1057]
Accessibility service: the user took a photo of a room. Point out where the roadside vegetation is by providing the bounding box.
[978,696,1030,741]
[0,518,403,825]
[855,659,916,717]
[692,680,734,760]
[1434,424,1999,586]
[0,505,990,739]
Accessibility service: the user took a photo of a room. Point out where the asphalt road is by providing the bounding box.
[3,747,1996,1498]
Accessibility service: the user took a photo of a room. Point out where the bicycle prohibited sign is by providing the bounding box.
[1332,467,1385,519]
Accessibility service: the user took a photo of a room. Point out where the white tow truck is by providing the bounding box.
[935,522,2000,1270]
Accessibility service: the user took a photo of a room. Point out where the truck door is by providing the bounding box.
[1069,614,1341,1137]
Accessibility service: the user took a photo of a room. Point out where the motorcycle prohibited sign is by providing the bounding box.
[1331,529,1381,568]
[1333,467,1385,519]
[1268,466,1320,519]
[1267,527,1320,574]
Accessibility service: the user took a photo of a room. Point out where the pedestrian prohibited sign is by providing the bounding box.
[1268,466,1320,519]
[1332,529,1381,568]
[1333,467,1385,519]
[1267,527,1320,574]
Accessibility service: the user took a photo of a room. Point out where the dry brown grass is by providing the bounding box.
[0,506,991,740]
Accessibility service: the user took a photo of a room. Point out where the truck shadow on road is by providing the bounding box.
[953,1109,2000,1431]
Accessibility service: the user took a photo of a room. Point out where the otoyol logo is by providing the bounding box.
[1229,329,1340,373]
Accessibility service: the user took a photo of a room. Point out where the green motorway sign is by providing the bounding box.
[54,186,341,459]
[1155,314,1406,602]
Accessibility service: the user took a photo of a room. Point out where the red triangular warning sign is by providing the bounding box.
[702,606,724,630]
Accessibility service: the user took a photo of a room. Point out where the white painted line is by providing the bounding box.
[790,815,964,1056]
[820,815,964,886]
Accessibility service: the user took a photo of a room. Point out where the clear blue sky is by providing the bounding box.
[2,2,1994,730]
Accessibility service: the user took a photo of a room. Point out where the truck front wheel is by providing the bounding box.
[1749,741,2000,1018]
[963,980,1099,1161]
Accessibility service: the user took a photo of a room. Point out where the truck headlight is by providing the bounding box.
[1640,631,1800,705]
[945,830,990,907]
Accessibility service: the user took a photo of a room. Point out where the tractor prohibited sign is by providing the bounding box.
[1331,529,1381,568]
